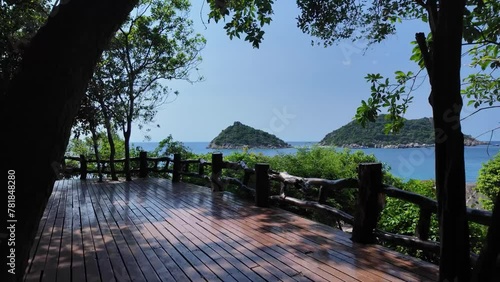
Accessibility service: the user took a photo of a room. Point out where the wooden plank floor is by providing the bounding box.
[24,178,439,282]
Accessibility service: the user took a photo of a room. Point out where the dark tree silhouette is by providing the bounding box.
[1,1,138,280]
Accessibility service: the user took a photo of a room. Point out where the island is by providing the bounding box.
[208,121,292,149]
[319,115,488,148]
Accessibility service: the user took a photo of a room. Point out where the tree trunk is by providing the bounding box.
[472,190,500,281]
[124,126,132,181]
[98,94,118,180]
[104,111,118,180]
[0,1,137,281]
[430,0,470,281]
[90,126,103,182]
[123,95,135,181]
[108,131,118,180]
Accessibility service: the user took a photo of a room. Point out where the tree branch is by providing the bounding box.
[473,125,500,141]
[416,32,433,81]
[461,106,500,121]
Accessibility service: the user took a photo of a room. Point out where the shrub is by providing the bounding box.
[377,179,440,263]
[475,152,500,211]
[266,146,378,211]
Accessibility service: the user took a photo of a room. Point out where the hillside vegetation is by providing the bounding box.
[320,115,486,148]
[208,121,291,149]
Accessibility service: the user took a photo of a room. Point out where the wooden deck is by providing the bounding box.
[24,178,439,282]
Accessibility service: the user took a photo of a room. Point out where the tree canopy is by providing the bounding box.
[0,0,50,96]
[74,0,205,180]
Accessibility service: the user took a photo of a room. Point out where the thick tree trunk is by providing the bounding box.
[430,0,470,281]
[0,1,137,281]
[472,190,500,281]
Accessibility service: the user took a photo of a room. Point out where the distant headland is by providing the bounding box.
[319,115,488,149]
[207,121,292,149]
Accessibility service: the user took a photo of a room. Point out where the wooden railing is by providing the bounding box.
[62,152,173,179]
[62,152,492,261]
[262,163,492,262]
[61,152,256,193]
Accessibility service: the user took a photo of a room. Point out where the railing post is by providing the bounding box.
[198,160,204,176]
[139,151,148,178]
[318,186,328,204]
[211,153,224,191]
[172,153,181,182]
[61,157,67,179]
[80,155,87,180]
[416,208,432,241]
[352,163,383,243]
[243,170,251,186]
[255,163,270,207]
[101,161,107,174]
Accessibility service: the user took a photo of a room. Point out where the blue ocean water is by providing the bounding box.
[131,141,500,183]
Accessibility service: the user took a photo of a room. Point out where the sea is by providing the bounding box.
[131,141,500,183]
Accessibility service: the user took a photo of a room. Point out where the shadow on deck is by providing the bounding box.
[24,178,438,281]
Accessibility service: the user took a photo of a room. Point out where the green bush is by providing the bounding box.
[66,132,127,160]
[267,146,378,180]
[265,146,379,215]
[475,152,500,210]
[378,179,440,263]
[378,177,488,261]
[66,133,131,175]
[149,134,196,159]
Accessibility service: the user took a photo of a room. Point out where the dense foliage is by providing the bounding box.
[209,121,291,148]
[378,177,441,262]
[0,0,50,96]
[267,147,378,215]
[320,114,485,147]
[67,133,122,159]
[475,152,500,211]
[149,134,196,158]
[378,177,487,262]
[71,0,205,181]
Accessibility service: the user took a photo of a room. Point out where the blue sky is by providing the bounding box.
[131,1,499,142]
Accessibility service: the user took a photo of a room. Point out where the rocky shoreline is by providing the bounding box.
[338,143,433,149]
[207,143,292,149]
[335,140,488,149]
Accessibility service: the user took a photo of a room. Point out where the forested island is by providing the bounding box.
[320,115,487,148]
[208,121,292,149]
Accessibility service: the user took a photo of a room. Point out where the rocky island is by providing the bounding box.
[208,121,292,149]
[320,115,488,148]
